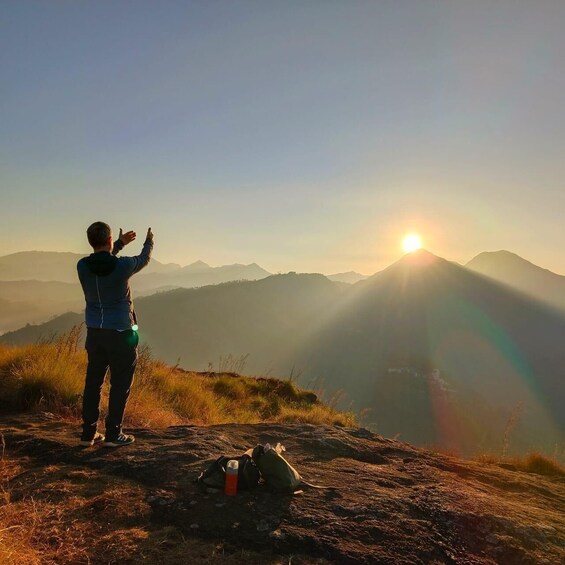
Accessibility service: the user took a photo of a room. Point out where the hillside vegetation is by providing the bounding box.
[0,327,355,429]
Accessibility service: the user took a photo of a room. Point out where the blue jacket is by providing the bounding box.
[77,238,153,330]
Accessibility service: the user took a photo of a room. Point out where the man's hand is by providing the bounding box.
[119,228,136,246]
[146,227,154,242]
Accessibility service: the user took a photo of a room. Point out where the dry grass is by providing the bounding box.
[476,452,565,477]
[513,453,565,476]
[0,326,85,417]
[0,327,356,429]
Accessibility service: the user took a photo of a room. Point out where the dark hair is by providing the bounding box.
[87,222,112,248]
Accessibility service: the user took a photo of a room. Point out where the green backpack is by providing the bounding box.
[251,444,302,493]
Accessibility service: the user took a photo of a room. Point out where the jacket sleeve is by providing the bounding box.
[128,238,154,275]
[112,239,124,256]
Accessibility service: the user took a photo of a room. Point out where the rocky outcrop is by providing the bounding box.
[2,413,564,564]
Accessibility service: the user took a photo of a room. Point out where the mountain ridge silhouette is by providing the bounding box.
[466,249,565,311]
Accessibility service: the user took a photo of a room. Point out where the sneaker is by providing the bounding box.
[80,432,105,447]
[104,433,135,448]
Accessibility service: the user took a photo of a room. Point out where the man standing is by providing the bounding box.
[77,222,153,447]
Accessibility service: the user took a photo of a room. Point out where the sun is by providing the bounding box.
[402,233,423,254]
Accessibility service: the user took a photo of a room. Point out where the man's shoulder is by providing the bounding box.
[116,255,137,264]
[115,255,138,273]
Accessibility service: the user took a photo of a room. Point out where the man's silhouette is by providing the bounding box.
[77,222,153,447]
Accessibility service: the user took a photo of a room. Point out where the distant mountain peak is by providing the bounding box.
[327,271,368,284]
[467,250,556,275]
[364,249,447,282]
[469,250,532,264]
[466,250,565,311]
[396,248,441,267]
[180,260,211,272]
[330,270,365,276]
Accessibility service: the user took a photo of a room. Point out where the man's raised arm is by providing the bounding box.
[112,229,136,256]
[131,228,154,274]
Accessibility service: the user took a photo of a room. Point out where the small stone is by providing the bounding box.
[269,529,286,540]
[215,503,226,508]
[190,523,199,529]
[206,487,221,494]
[189,500,198,506]
[256,519,270,532]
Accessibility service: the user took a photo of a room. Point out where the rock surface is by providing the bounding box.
[2,413,564,564]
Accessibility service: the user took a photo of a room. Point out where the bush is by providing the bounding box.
[517,453,565,477]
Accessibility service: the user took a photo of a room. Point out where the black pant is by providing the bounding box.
[82,328,138,440]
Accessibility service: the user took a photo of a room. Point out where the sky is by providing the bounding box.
[1,1,564,275]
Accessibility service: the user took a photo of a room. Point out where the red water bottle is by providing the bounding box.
[225,460,238,496]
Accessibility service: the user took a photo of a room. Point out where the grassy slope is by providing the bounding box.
[0,327,355,430]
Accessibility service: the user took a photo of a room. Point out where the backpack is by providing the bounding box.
[196,454,261,490]
[251,444,302,493]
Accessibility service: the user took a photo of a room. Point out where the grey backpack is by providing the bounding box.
[251,444,302,492]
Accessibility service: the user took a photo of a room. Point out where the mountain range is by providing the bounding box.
[0,251,271,287]
[0,251,366,332]
[2,248,564,456]
[0,251,271,332]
